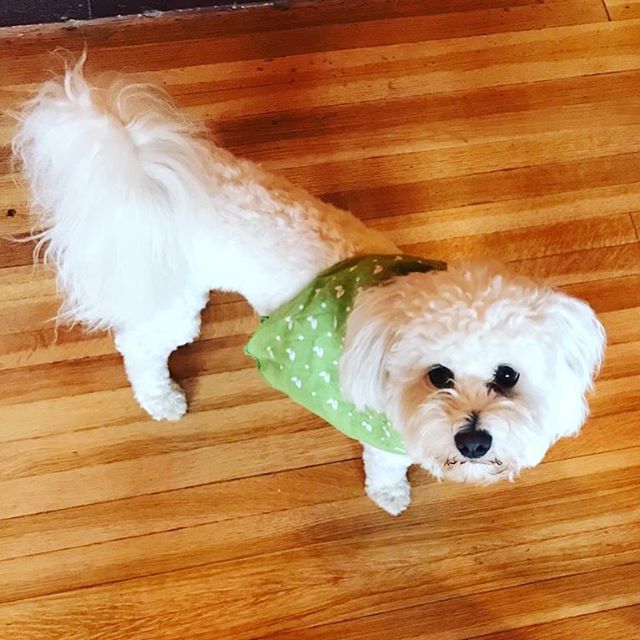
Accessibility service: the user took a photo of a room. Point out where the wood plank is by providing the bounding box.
[0,547,638,639]
[263,564,640,640]
[280,126,640,194]
[0,15,631,137]
[631,211,640,238]
[215,71,640,148]
[475,606,640,640]
[600,341,640,380]
[231,100,640,168]
[508,244,640,285]
[0,425,357,520]
[328,160,640,223]
[0,482,638,613]
[0,1,609,84]
[403,214,636,263]
[0,1,600,58]
[606,0,640,20]
[165,20,640,120]
[563,275,640,312]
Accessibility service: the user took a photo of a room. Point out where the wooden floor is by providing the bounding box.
[1,0,639,637]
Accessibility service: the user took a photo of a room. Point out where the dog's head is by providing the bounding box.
[340,262,606,483]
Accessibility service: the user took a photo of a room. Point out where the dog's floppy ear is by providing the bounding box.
[339,284,403,413]
[545,292,606,392]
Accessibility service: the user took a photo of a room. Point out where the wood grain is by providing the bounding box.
[606,0,640,20]
[0,1,638,638]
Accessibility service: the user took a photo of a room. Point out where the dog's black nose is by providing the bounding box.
[455,429,492,459]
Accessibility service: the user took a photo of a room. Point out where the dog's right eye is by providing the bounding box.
[427,365,454,389]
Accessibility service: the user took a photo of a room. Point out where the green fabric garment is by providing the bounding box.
[244,254,447,454]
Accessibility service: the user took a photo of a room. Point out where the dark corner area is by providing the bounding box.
[0,1,272,28]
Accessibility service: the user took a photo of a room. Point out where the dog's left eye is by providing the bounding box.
[492,365,519,390]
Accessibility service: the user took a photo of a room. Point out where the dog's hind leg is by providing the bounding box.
[114,295,208,421]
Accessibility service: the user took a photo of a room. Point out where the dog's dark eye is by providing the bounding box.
[427,365,454,389]
[493,365,519,390]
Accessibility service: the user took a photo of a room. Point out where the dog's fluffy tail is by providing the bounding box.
[13,56,213,329]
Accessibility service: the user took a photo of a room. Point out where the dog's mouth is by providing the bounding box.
[444,456,503,467]
[441,456,512,481]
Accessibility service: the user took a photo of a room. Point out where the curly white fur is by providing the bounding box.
[341,262,606,498]
[14,59,606,514]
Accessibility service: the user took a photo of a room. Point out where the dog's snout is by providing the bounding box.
[465,411,479,429]
[455,428,492,459]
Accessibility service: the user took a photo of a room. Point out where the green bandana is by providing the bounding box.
[245,255,446,454]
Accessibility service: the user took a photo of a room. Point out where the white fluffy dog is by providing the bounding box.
[14,60,606,515]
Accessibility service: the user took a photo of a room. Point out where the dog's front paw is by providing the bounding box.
[366,480,411,516]
[137,380,187,421]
